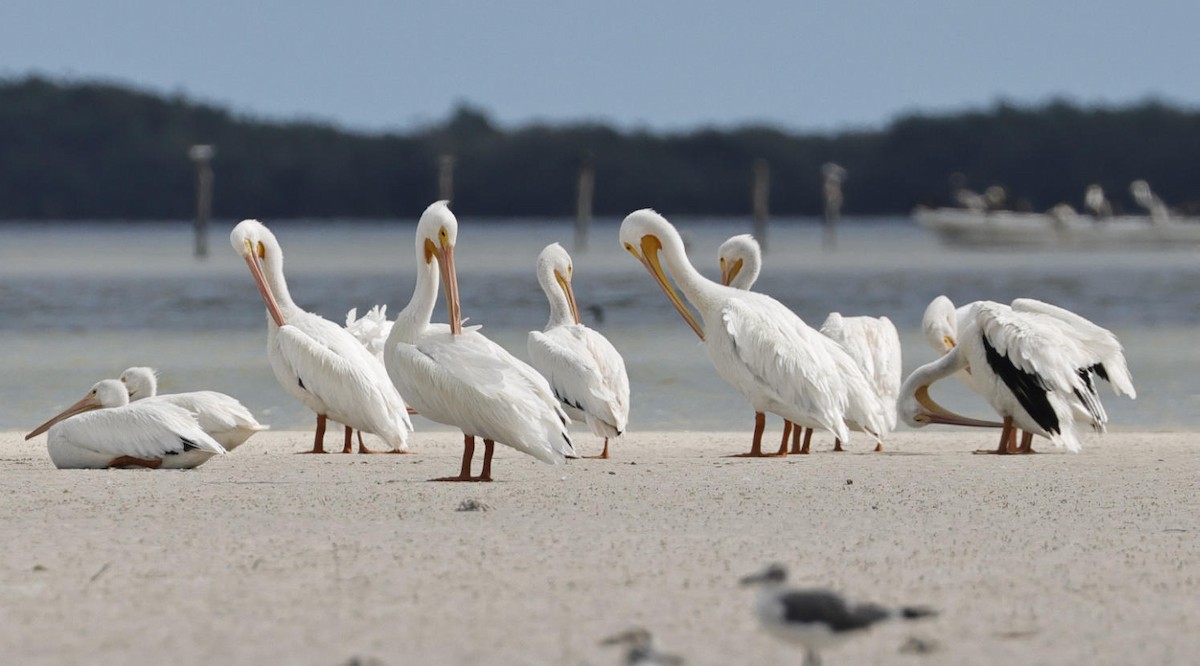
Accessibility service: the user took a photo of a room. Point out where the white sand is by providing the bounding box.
[1,429,1198,665]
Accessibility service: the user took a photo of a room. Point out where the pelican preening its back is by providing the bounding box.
[384,201,574,481]
[902,297,1136,453]
[230,219,413,455]
[25,380,227,469]
[345,305,393,361]
[623,210,887,458]
[119,366,268,451]
[716,233,898,454]
[528,243,630,459]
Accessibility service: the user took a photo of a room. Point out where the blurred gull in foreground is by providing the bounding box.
[601,628,684,665]
[740,564,936,666]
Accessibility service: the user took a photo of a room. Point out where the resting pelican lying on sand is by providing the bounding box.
[25,379,226,469]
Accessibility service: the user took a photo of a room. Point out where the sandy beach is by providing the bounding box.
[1,429,1197,665]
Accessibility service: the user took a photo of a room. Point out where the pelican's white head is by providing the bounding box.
[922,295,958,355]
[25,379,130,440]
[536,242,580,326]
[415,201,462,334]
[620,209,704,339]
[717,234,761,290]
[230,219,287,327]
[119,366,159,401]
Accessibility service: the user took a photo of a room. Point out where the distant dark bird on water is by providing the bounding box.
[601,627,685,665]
[740,564,936,666]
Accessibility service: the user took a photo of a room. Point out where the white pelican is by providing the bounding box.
[528,243,630,459]
[118,366,268,451]
[622,210,887,458]
[384,201,574,481]
[902,299,1136,453]
[230,219,413,454]
[25,380,227,469]
[717,234,898,454]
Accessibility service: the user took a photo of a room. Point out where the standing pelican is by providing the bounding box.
[119,367,268,451]
[623,210,887,458]
[230,219,412,454]
[384,201,574,481]
[901,300,1136,453]
[25,380,226,469]
[717,234,898,454]
[528,243,630,459]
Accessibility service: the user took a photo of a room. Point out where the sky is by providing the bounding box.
[2,1,1198,134]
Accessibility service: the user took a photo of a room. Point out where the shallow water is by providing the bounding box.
[2,216,1197,433]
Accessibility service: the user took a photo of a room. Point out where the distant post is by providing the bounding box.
[438,154,455,202]
[821,162,847,251]
[188,144,215,258]
[575,153,595,253]
[752,158,770,252]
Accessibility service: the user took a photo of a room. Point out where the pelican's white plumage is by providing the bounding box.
[528,243,630,458]
[717,234,897,448]
[25,380,227,469]
[345,305,393,360]
[230,219,412,454]
[901,299,1136,452]
[818,313,902,434]
[119,366,267,450]
[385,201,574,480]
[624,211,887,456]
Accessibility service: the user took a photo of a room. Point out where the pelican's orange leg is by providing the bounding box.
[107,456,163,469]
[300,414,330,454]
[729,413,786,458]
[583,438,611,459]
[798,427,813,455]
[1015,430,1037,454]
[432,435,477,482]
[476,439,496,482]
[975,416,1014,455]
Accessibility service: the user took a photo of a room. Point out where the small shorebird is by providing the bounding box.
[600,628,684,665]
[25,379,227,469]
[119,366,268,451]
[740,564,936,666]
[528,243,630,459]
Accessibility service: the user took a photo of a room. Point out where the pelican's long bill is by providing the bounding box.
[241,239,286,327]
[719,256,744,287]
[915,385,1004,428]
[427,236,461,335]
[626,235,705,340]
[25,393,102,440]
[554,269,581,324]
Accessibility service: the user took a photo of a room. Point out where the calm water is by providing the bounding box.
[2,216,1198,434]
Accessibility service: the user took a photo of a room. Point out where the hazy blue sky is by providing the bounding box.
[2,1,1196,133]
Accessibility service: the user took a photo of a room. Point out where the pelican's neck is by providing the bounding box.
[657,228,723,320]
[538,265,574,330]
[391,248,440,344]
[261,238,299,318]
[898,347,968,423]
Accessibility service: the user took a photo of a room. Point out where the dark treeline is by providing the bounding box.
[3,76,1200,220]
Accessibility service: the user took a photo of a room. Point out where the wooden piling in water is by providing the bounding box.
[752,158,769,252]
[438,154,455,202]
[188,144,215,258]
[575,153,595,253]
